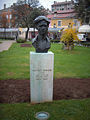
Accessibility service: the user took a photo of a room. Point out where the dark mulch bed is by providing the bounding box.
[0,78,90,103]
[20,44,32,47]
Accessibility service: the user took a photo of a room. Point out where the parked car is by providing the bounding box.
[77,34,86,41]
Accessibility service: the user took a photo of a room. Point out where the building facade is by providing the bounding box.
[47,1,81,29]
[0,2,31,28]
[0,4,16,28]
[51,1,74,12]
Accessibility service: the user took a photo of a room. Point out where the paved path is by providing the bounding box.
[0,40,15,52]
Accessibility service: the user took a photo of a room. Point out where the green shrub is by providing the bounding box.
[28,38,32,41]
[50,39,60,43]
[0,37,15,40]
[81,42,90,47]
[16,39,26,43]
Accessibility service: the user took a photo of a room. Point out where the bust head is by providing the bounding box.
[34,16,50,36]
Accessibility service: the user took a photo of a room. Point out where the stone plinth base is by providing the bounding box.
[30,52,54,103]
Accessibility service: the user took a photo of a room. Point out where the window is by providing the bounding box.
[0,16,2,19]
[53,23,56,28]
[6,15,8,19]
[73,19,78,26]
[52,9,54,12]
[10,14,12,19]
[58,21,62,26]
[68,23,72,28]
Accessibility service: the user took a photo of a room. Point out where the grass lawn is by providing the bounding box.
[0,42,90,120]
[0,42,90,80]
[0,99,90,120]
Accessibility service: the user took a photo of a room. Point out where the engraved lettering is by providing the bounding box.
[32,68,52,80]
[43,69,52,71]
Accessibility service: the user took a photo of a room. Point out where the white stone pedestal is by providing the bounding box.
[30,52,54,103]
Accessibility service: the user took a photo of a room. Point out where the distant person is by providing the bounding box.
[15,32,18,40]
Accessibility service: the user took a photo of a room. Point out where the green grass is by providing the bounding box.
[0,42,90,80]
[0,99,90,120]
[52,44,90,78]
[0,43,90,120]
[0,39,4,41]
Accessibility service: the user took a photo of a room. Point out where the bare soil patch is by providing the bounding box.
[0,78,90,103]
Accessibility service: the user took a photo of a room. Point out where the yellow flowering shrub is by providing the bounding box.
[61,28,80,50]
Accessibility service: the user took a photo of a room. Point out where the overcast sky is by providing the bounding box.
[0,0,70,10]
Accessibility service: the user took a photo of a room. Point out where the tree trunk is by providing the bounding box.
[33,27,35,38]
[62,44,74,50]
[4,28,6,39]
[25,27,29,41]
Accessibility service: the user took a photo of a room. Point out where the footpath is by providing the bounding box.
[0,40,15,52]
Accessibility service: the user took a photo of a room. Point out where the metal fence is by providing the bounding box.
[0,28,19,39]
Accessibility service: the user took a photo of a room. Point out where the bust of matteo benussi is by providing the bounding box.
[32,16,51,53]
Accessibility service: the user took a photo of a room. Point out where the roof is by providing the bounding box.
[56,13,76,18]
[52,1,72,6]
[47,12,76,19]
[53,9,75,14]
[47,14,54,19]
[47,9,76,19]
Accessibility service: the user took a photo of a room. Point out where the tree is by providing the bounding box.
[74,0,90,24]
[28,0,40,8]
[28,7,47,37]
[29,6,47,34]
[12,4,32,41]
[61,28,80,50]
[12,0,47,40]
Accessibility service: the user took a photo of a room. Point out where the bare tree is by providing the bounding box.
[12,4,32,40]
[12,0,47,40]
[28,0,40,8]
[28,6,47,37]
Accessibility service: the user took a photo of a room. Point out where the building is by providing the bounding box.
[0,2,31,28]
[0,4,13,28]
[51,1,74,12]
[0,3,18,28]
[47,1,81,29]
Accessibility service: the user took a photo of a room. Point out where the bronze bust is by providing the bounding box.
[32,16,51,53]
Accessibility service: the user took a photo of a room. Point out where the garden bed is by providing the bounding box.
[0,78,90,103]
[20,43,32,47]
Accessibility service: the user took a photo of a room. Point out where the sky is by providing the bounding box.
[0,0,70,10]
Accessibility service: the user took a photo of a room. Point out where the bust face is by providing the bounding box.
[36,20,48,35]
